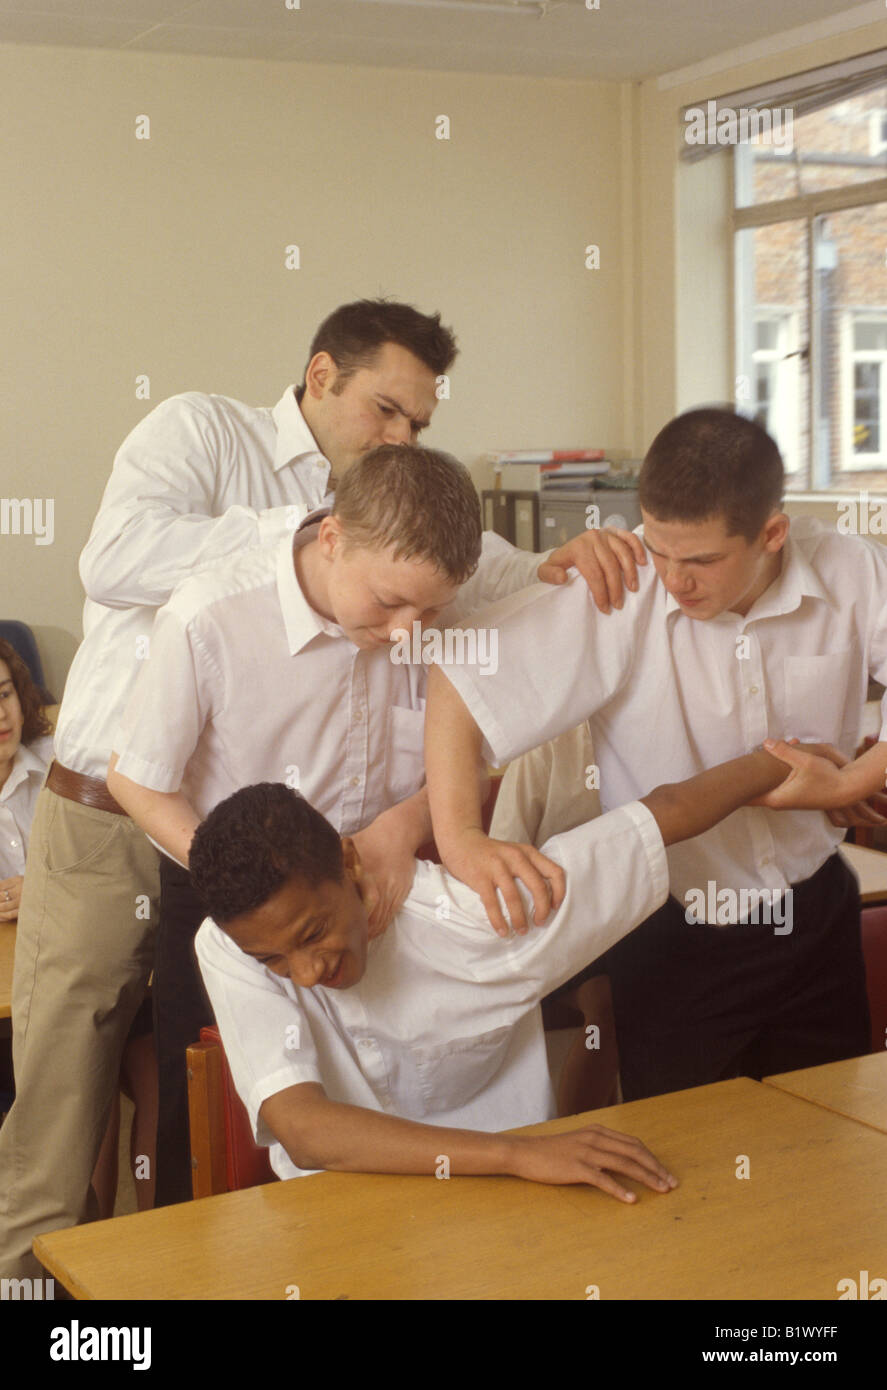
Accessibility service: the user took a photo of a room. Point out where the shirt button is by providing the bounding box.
[354,710,364,722]
[358,1039,373,1050]
[351,777,360,787]
[749,685,759,695]
[10,839,18,848]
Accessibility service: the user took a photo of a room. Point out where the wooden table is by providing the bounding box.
[33,1077,887,1301]
[0,919,15,1026]
[840,843,887,904]
[764,1052,887,1135]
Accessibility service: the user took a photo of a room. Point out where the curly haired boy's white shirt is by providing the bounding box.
[195,799,668,1180]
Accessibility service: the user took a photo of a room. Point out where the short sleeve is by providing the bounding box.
[406,799,668,1011]
[195,919,324,1145]
[437,571,642,766]
[112,604,216,792]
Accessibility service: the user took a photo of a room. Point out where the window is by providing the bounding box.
[846,315,887,464]
[868,110,887,158]
[751,311,801,476]
[684,52,887,495]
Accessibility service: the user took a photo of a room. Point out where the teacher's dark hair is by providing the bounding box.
[302,298,458,388]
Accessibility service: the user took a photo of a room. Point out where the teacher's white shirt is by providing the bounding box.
[55,387,332,780]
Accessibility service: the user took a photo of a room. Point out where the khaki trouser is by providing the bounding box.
[0,787,159,1279]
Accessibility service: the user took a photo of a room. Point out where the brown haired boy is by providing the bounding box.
[424,407,887,1102]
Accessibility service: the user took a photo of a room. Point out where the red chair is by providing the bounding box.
[862,905,887,1053]
[187,1025,275,1198]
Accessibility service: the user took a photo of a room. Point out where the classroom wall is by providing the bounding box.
[2,43,629,695]
[5,23,887,699]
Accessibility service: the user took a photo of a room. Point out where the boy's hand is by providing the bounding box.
[351,819,418,940]
[538,526,647,614]
[439,827,565,937]
[0,875,23,922]
[752,739,887,824]
[508,1124,678,1203]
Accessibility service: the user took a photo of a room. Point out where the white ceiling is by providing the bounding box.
[0,0,881,82]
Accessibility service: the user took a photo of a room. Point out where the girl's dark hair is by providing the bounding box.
[0,637,52,743]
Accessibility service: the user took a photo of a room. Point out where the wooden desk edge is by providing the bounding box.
[762,1065,887,1137]
[31,1237,96,1301]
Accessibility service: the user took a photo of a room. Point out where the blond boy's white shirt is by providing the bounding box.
[112,526,544,849]
[439,519,887,908]
[195,798,668,1180]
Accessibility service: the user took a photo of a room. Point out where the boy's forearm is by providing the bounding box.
[373,786,432,854]
[839,741,887,803]
[264,1084,519,1178]
[425,666,487,849]
[107,754,201,865]
[642,749,788,847]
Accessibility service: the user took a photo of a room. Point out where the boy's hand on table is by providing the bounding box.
[0,874,22,922]
[351,819,418,941]
[508,1125,678,1203]
[751,739,887,825]
[439,827,565,938]
[538,526,647,614]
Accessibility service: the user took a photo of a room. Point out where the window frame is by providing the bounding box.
[842,310,887,468]
[733,147,887,496]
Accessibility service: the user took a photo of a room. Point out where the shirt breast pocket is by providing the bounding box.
[411,1025,513,1117]
[782,649,855,744]
[386,704,426,804]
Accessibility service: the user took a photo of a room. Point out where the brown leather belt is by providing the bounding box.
[47,761,127,816]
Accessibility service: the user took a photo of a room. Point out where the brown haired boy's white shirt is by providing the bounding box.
[112,522,545,845]
[437,518,887,900]
[194,798,668,1179]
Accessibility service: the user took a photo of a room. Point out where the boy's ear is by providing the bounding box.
[762,511,790,553]
[317,514,345,559]
[340,836,363,889]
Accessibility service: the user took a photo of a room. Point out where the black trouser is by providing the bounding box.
[153,854,215,1207]
[577,852,870,1102]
